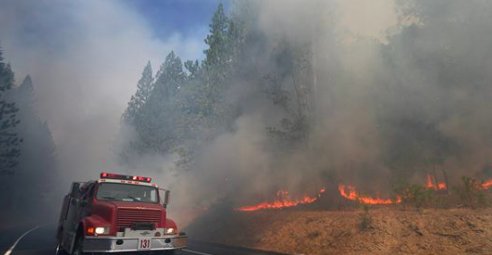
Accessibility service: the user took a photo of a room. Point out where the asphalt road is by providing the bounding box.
[0,225,287,255]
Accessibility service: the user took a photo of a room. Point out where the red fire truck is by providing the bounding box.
[55,172,187,254]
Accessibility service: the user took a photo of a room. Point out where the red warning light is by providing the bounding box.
[133,176,152,183]
[100,172,152,183]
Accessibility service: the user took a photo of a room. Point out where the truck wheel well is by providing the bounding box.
[71,223,85,254]
[76,223,85,240]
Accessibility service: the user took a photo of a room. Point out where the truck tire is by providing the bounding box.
[55,243,68,255]
[72,235,85,255]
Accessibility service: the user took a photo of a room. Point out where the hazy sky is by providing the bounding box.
[0,0,222,180]
[126,0,226,40]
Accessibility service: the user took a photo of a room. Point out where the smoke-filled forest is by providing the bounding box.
[118,0,492,215]
[2,0,492,237]
[0,52,58,220]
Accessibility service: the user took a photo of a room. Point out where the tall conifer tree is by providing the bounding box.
[122,61,154,124]
[0,47,21,175]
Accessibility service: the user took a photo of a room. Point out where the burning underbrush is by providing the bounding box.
[233,175,492,212]
[186,175,492,254]
[337,184,402,205]
[236,189,326,212]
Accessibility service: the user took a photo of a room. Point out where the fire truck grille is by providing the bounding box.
[117,208,161,230]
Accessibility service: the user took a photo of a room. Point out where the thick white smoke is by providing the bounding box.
[3,0,492,227]
[170,0,492,217]
[0,0,204,182]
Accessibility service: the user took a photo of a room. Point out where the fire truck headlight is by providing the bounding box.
[165,228,175,234]
[95,227,109,235]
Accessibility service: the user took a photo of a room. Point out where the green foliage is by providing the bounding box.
[200,3,243,127]
[119,1,492,182]
[264,42,314,148]
[204,3,231,69]
[397,184,433,210]
[454,176,487,208]
[7,75,58,213]
[0,61,58,219]
[137,52,186,154]
[184,60,200,79]
[120,3,250,167]
[0,48,21,175]
[122,61,153,124]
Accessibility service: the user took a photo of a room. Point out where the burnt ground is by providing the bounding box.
[187,207,492,255]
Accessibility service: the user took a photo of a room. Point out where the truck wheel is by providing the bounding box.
[72,236,85,255]
[55,243,68,255]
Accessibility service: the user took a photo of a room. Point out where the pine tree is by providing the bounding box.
[184,60,200,80]
[204,3,230,69]
[122,61,153,124]
[13,75,57,216]
[186,2,245,139]
[153,51,185,99]
[199,4,231,116]
[0,47,21,175]
[131,51,186,155]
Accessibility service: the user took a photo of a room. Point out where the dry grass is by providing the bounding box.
[188,207,492,255]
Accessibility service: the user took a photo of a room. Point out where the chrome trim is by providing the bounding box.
[82,234,187,253]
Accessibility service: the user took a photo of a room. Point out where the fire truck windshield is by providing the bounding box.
[96,183,159,203]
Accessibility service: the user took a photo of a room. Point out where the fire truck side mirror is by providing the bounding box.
[71,182,81,198]
[163,190,170,207]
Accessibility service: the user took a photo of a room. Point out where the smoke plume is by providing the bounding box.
[166,0,492,216]
[3,0,492,226]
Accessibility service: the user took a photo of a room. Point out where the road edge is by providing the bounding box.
[3,226,40,255]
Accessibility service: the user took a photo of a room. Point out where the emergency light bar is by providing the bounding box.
[100,172,152,183]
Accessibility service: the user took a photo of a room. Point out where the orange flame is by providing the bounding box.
[425,174,447,190]
[238,176,492,212]
[338,184,401,205]
[237,188,325,212]
[482,179,492,189]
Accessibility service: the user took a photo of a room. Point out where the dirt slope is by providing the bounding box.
[187,208,492,255]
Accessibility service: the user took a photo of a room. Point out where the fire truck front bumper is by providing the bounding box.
[82,234,187,253]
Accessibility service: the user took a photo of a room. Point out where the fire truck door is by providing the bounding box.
[60,182,83,251]
[63,183,83,234]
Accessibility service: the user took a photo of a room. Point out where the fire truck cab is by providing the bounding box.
[56,172,187,254]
